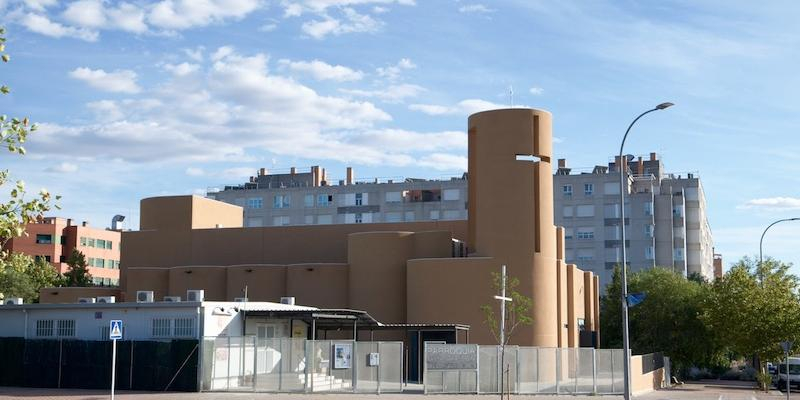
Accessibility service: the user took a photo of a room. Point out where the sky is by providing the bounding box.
[1,0,799,273]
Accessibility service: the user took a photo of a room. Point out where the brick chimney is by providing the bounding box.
[346,167,354,185]
[557,159,566,168]
[650,152,657,161]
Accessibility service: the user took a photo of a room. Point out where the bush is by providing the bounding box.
[756,372,772,391]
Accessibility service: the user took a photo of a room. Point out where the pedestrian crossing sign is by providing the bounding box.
[109,320,123,340]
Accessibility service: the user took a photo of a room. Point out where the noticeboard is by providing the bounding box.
[425,343,478,370]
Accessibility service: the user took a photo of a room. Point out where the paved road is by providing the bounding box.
[0,382,793,400]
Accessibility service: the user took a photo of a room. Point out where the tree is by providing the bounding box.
[600,266,725,376]
[703,256,800,390]
[0,252,62,302]
[481,268,533,399]
[63,249,93,287]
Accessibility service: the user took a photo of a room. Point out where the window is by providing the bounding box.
[317,215,333,224]
[564,228,573,240]
[430,210,440,220]
[304,215,314,224]
[644,224,654,238]
[644,202,654,216]
[673,248,685,261]
[604,204,620,218]
[355,193,364,206]
[59,236,66,245]
[80,237,87,246]
[562,184,573,196]
[385,212,402,222]
[577,249,594,261]
[234,198,246,207]
[584,183,594,196]
[577,318,586,331]
[88,257,94,266]
[273,216,290,226]
[355,213,363,223]
[273,194,290,209]
[563,206,573,218]
[317,194,333,207]
[246,217,263,227]
[304,194,314,208]
[57,320,75,337]
[97,239,106,249]
[87,238,96,247]
[106,241,113,250]
[96,258,105,268]
[645,246,655,260]
[673,205,684,218]
[603,182,620,195]
[576,205,595,217]
[443,189,460,201]
[174,318,196,337]
[404,211,415,221]
[247,197,263,209]
[35,234,53,244]
[443,210,461,220]
[36,320,54,337]
[152,318,171,337]
[576,227,594,240]
[385,191,402,202]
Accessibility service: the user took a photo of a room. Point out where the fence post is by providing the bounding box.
[252,336,257,392]
[574,349,578,394]
[592,348,597,394]
[555,348,561,394]
[57,339,62,389]
[226,336,231,391]
[353,340,358,393]
[377,342,381,395]
[535,348,540,394]
[130,341,135,390]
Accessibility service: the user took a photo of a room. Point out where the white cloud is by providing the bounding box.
[458,4,494,13]
[741,197,800,210]
[281,0,414,16]
[211,46,235,61]
[19,13,99,41]
[45,162,79,173]
[69,67,141,94]
[279,59,364,82]
[62,0,106,28]
[529,86,544,95]
[147,0,261,30]
[60,0,147,33]
[409,99,506,116]
[184,47,205,62]
[23,0,57,11]
[163,62,200,76]
[418,153,468,171]
[301,7,381,39]
[376,58,415,80]
[340,83,424,102]
[185,167,205,176]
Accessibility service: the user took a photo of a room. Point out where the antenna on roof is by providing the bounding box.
[508,85,514,107]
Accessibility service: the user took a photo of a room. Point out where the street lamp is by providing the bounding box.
[759,217,799,266]
[619,102,673,400]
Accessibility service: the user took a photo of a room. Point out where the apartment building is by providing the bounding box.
[208,166,468,227]
[553,153,714,288]
[3,217,121,286]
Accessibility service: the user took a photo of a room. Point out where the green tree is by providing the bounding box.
[703,256,800,389]
[601,266,725,376]
[481,269,533,398]
[63,249,93,287]
[0,252,62,302]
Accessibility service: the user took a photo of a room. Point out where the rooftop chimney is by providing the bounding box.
[66,218,73,227]
[259,168,267,176]
[311,166,321,187]
[637,156,644,175]
[82,221,88,227]
[321,168,327,186]
[557,159,566,168]
[290,167,296,175]
[650,152,657,161]
[346,167,354,185]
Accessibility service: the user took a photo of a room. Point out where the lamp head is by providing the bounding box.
[656,102,674,110]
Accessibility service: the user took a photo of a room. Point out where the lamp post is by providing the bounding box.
[759,217,799,266]
[619,102,673,400]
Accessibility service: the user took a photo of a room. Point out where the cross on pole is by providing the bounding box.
[494,265,512,345]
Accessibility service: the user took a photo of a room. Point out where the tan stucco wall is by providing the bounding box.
[285,263,349,309]
[168,266,227,301]
[38,286,122,303]
[139,195,243,232]
[191,195,243,229]
[631,355,666,395]
[124,267,169,301]
[226,264,286,302]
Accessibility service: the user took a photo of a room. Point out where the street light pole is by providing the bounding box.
[759,218,799,266]
[619,102,673,400]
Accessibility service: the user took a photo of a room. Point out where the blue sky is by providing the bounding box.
[1,0,799,272]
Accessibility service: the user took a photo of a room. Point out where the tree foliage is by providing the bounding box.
[481,270,533,346]
[63,249,93,287]
[0,252,62,302]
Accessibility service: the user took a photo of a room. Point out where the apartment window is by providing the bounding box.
[673,205,684,218]
[644,202,654,216]
[304,215,314,224]
[317,214,333,224]
[317,194,333,207]
[246,217,263,227]
[385,191,402,202]
[355,193,364,206]
[234,198,246,207]
[577,249,594,261]
[88,257,94,266]
[673,248,685,261]
[36,320,54,337]
[385,212,402,223]
[59,236,66,245]
[564,228,574,240]
[247,197,263,209]
[304,194,314,208]
[273,194,290,209]
[430,210,440,220]
[563,206,573,218]
[404,211,415,221]
[443,189,460,201]
[562,184,573,196]
[644,224,655,238]
[96,258,105,268]
[584,183,594,196]
[35,234,53,244]
[645,246,655,260]
[87,238,95,247]
[576,205,595,217]
[152,318,171,337]
[80,237,87,246]
[97,239,106,249]
[106,241,113,250]
[355,213,363,223]
[174,318,196,337]
[57,320,75,337]
[272,216,290,226]
[442,210,460,220]
[603,182,620,195]
[576,227,594,240]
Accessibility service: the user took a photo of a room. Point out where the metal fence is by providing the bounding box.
[200,337,403,393]
[424,345,625,395]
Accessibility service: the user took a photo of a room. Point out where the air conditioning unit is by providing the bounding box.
[163,296,181,302]
[97,296,116,303]
[3,298,23,305]
[280,296,296,305]
[78,297,96,303]
[186,290,205,302]
[234,297,248,302]
[136,291,154,303]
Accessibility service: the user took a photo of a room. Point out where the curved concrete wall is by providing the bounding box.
[125,267,170,301]
[286,263,349,309]
[348,232,415,323]
[467,108,557,347]
[226,264,286,302]
[168,266,227,301]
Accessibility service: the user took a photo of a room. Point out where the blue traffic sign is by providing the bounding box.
[109,320,123,340]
